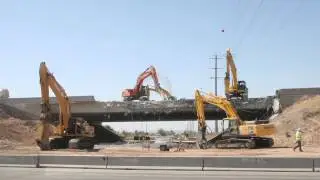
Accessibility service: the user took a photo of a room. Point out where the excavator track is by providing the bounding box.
[37,137,95,150]
[213,135,274,149]
[203,128,274,149]
[68,137,95,150]
[36,137,68,150]
[49,137,69,149]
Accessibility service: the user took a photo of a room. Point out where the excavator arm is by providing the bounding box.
[225,49,238,94]
[195,89,242,128]
[122,65,176,101]
[224,48,248,101]
[136,65,160,92]
[149,86,176,101]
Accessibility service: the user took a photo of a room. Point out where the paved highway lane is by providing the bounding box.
[0,167,319,180]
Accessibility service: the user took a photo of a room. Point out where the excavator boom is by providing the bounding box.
[39,62,71,134]
[195,90,241,131]
[136,66,160,92]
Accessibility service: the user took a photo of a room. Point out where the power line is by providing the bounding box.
[277,0,303,30]
[209,54,224,133]
[209,55,224,96]
[235,0,265,50]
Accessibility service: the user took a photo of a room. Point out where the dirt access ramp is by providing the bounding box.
[271,95,320,147]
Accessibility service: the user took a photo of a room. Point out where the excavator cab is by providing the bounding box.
[222,118,240,135]
[138,85,150,101]
[122,85,150,101]
[226,81,248,101]
[238,81,247,91]
[66,117,95,137]
[237,80,248,101]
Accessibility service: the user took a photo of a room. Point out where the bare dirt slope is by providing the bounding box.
[271,95,320,147]
[0,118,39,150]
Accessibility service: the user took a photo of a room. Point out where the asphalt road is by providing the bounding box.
[1,167,319,180]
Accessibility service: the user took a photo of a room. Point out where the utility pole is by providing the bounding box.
[209,54,224,133]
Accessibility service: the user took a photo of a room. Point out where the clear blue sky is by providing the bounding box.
[1,0,319,132]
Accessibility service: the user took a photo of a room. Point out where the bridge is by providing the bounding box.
[0,96,275,123]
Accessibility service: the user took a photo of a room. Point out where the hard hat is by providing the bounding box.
[297,128,301,131]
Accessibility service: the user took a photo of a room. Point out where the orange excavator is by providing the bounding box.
[122,65,176,101]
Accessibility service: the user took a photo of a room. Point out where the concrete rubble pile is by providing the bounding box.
[272,95,320,147]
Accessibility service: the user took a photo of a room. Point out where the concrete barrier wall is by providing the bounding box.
[204,157,314,169]
[107,157,202,167]
[0,156,35,165]
[39,155,106,166]
[0,155,319,171]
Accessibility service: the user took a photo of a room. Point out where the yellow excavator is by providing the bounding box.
[36,62,96,150]
[195,89,275,149]
[224,48,248,101]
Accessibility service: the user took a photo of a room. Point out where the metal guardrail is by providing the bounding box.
[0,155,319,172]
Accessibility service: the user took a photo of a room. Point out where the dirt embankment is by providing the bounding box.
[271,95,320,147]
[0,114,39,150]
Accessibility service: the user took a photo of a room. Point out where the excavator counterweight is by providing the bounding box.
[122,65,176,101]
[36,62,95,151]
[195,89,275,149]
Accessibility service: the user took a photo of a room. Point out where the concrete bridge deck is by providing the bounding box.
[0,97,274,122]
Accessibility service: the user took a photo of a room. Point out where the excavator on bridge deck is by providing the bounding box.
[36,62,96,150]
[224,48,248,101]
[122,65,176,101]
[195,89,275,149]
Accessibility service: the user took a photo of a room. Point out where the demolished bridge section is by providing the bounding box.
[4,97,274,122]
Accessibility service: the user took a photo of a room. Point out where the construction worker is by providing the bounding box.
[293,128,303,152]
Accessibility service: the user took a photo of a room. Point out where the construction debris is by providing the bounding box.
[271,95,320,147]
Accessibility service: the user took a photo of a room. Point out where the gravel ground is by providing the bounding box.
[0,144,319,157]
